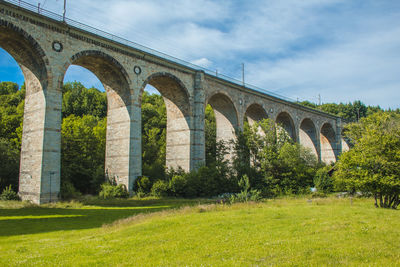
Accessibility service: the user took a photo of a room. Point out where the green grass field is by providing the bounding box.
[1,197,399,266]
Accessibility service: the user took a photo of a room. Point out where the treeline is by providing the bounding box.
[298,100,398,122]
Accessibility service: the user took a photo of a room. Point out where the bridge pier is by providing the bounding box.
[190,71,206,169]
[19,75,62,204]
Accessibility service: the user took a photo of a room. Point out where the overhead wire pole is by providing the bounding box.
[63,0,66,22]
[242,63,245,86]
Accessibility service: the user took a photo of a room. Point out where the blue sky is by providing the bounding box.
[1,0,399,108]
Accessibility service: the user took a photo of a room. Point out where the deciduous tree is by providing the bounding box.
[334,112,400,208]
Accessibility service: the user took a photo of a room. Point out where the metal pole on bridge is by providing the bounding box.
[63,0,66,22]
[242,63,245,86]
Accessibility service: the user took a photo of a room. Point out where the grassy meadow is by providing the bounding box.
[1,197,400,266]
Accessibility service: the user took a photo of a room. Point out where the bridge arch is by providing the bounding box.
[0,20,61,203]
[244,103,268,126]
[0,20,49,89]
[275,111,296,141]
[320,122,337,164]
[62,50,135,191]
[62,50,131,106]
[207,92,239,144]
[299,118,319,159]
[141,72,192,171]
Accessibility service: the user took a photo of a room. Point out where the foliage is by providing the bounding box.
[99,183,129,199]
[0,138,20,190]
[0,185,20,201]
[144,163,236,198]
[334,112,400,208]
[0,82,24,149]
[205,104,217,166]
[298,100,384,122]
[233,119,319,197]
[311,191,328,198]
[150,180,169,197]
[169,175,188,197]
[60,181,82,200]
[62,82,107,118]
[134,176,152,194]
[141,91,167,181]
[314,166,334,193]
[61,114,106,194]
[229,175,262,203]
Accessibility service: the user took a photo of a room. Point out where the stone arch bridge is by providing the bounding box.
[0,1,348,204]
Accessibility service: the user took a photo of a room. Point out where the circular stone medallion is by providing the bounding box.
[52,41,63,52]
[134,66,142,75]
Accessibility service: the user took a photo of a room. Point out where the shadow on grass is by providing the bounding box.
[0,198,208,237]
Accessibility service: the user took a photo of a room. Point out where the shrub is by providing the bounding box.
[151,180,169,197]
[228,175,262,204]
[135,176,152,194]
[0,185,20,201]
[169,175,187,197]
[99,183,129,199]
[311,191,328,198]
[314,166,333,193]
[60,181,82,200]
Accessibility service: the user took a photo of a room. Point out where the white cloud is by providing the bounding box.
[190,58,212,68]
[246,20,400,109]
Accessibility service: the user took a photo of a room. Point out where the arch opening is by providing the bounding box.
[207,93,238,161]
[244,103,268,136]
[299,118,319,159]
[245,103,268,125]
[63,51,134,192]
[275,112,296,141]
[320,123,337,164]
[141,73,191,171]
[141,84,166,180]
[0,48,25,195]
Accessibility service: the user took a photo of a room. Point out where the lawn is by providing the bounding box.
[1,197,399,266]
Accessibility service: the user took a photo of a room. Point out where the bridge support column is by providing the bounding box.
[105,97,141,193]
[19,73,62,204]
[335,118,343,158]
[190,71,206,169]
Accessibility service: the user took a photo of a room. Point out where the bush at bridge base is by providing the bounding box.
[0,185,20,201]
[99,183,129,199]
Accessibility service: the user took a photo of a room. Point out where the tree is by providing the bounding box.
[298,99,383,123]
[334,112,400,208]
[62,82,107,118]
[61,114,106,194]
[233,119,319,196]
[0,82,25,191]
[0,138,19,190]
[141,91,166,181]
[0,82,25,149]
[204,105,216,163]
